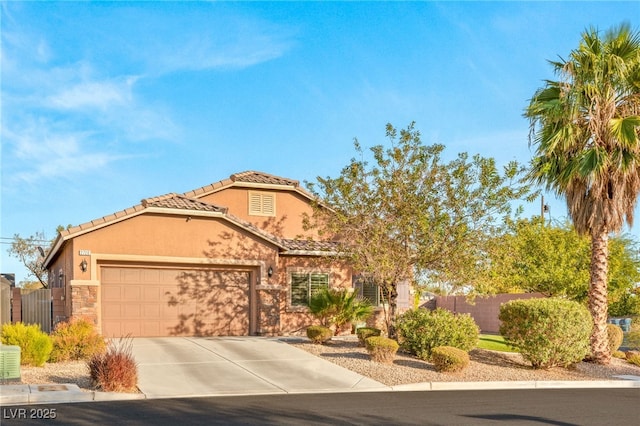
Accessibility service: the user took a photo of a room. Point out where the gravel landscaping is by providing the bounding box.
[6,337,640,391]
[288,338,640,386]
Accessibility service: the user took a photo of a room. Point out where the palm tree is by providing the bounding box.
[308,288,374,335]
[525,23,640,364]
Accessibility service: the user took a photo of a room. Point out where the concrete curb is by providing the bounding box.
[2,378,639,406]
[0,384,146,406]
[391,379,640,392]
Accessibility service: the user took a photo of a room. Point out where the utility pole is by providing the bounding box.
[541,195,549,226]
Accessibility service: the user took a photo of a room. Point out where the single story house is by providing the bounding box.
[43,171,363,337]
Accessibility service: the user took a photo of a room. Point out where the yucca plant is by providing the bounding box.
[308,288,373,335]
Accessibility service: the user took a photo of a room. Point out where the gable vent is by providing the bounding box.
[249,192,276,217]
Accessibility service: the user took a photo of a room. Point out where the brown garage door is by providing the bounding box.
[101,266,252,337]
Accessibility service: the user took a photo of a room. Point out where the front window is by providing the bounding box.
[354,276,385,306]
[290,272,329,306]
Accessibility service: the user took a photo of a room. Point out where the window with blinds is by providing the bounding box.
[354,277,383,306]
[290,272,329,306]
[248,191,276,216]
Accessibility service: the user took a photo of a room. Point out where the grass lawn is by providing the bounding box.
[477,334,518,353]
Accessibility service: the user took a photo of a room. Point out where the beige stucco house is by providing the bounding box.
[43,171,356,337]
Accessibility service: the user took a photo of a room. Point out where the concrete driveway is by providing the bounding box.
[132,337,387,398]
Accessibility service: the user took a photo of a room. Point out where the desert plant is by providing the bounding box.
[612,350,627,359]
[357,327,381,346]
[88,336,138,392]
[306,325,333,344]
[431,346,470,372]
[50,317,106,362]
[607,324,624,354]
[625,330,640,350]
[1,322,53,367]
[499,298,592,369]
[396,308,479,360]
[627,352,640,367]
[308,288,373,335]
[365,336,399,364]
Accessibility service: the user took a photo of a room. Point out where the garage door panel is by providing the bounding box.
[141,269,160,283]
[143,304,161,317]
[121,269,141,283]
[123,286,142,300]
[143,286,162,301]
[102,304,122,319]
[101,266,251,337]
[122,304,142,317]
[102,286,123,301]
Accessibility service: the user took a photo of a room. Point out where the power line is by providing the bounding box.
[0,237,51,242]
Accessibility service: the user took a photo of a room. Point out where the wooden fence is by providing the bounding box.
[21,289,53,333]
[0,282,11,325]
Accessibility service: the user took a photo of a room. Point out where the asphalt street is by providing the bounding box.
[2,389,638,426]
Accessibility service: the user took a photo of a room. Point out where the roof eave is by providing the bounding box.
[222,215,288,250]
[43,207,227,268]
[280,250,339,256]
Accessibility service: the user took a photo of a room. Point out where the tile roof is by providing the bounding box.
[59,195,226,238]
[51,171,333,263]
[281,239,341,253]
[230,171,300,187]
[182,171,316,202]
[142,193,228,213]
[61,204,146,236]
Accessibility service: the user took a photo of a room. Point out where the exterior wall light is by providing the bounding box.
[267,266,274,278]
[80,259,88,272]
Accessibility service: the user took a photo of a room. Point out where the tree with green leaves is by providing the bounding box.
[607,235,640,316]
[482,219,639,313]
[525,23,640,363]
[7,231,49,289]
[479,219,591,298]
[307,122,531,337]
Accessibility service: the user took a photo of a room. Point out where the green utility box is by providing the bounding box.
[0,345,21,380]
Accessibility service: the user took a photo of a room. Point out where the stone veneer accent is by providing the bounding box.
[70,284,99,326]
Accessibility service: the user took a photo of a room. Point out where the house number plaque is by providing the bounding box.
[79,250,91,256]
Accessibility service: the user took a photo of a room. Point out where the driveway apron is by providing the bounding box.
[132,337,386,398]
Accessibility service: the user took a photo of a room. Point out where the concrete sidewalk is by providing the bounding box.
[2,336,640,406]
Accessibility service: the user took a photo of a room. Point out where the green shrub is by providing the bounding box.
[607,324,624,354]
[431,346,470,372]
[608,294,640,317]
[50,317,107,362]
[499,298,592,369]
[1,322,53,367]
[627,353,640,367]
[625,330,640,350]
[357,327,381,346]
[365,336,399,364]
[396,308,479,360]
[612,350,627,359]
[308,288,373,335]
[306,325,333,344]
[88,337,138,392]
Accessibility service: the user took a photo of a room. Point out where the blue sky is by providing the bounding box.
[2,1,639,284]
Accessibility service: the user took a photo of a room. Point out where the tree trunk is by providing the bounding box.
[588,228,610,364]
[388,283,399,339]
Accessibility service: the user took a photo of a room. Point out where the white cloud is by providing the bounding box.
[45,77,137,111]
[1,4,291,189]
[2,120,122,185]
[35,38,51,63]
[132,12,296,75]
